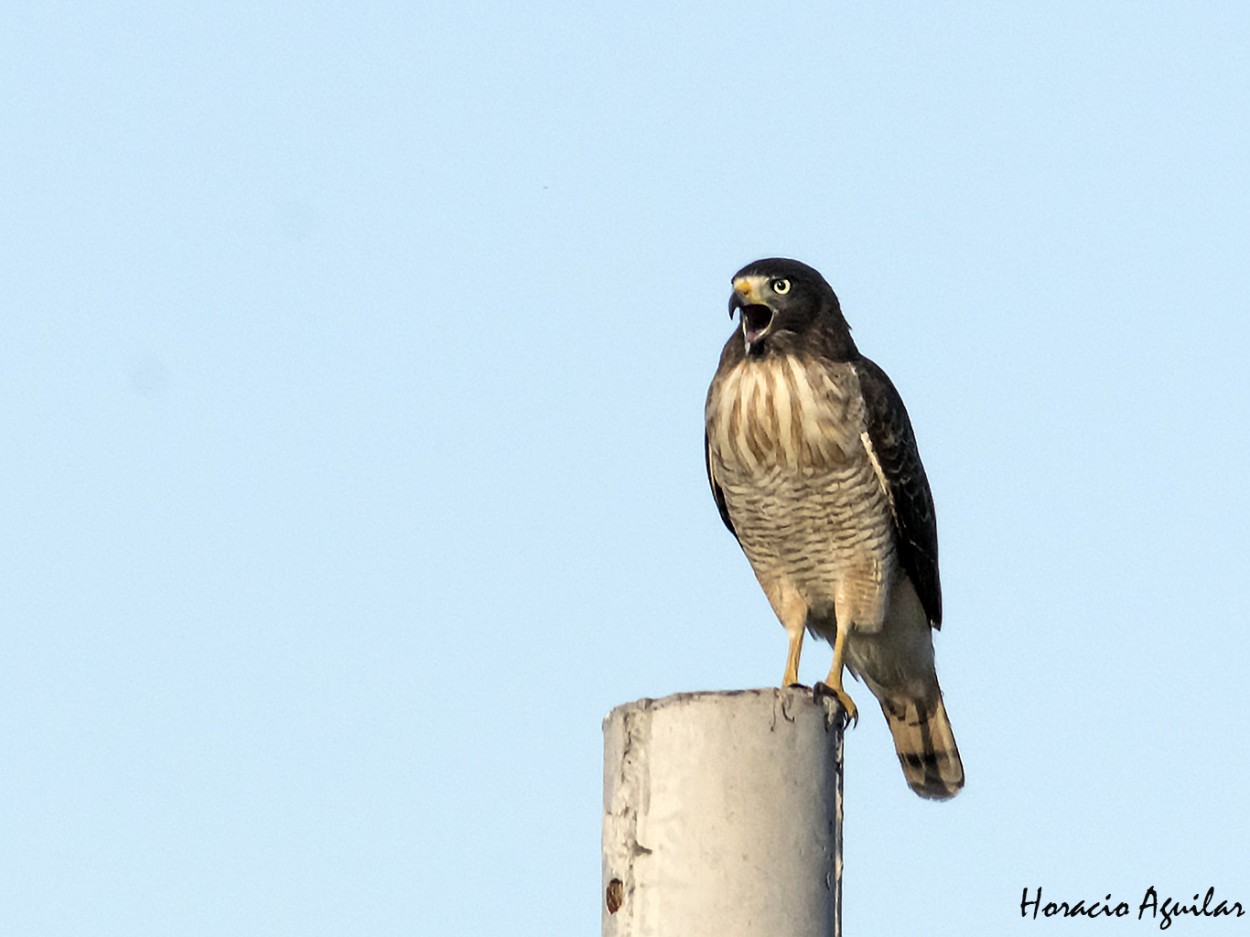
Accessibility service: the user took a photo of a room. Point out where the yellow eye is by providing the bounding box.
[771,278,791,295]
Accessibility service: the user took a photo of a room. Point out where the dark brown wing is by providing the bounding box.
[857,357,942,628]
[705,432,738,542]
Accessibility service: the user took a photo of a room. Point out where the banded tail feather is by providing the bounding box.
[880,694,964,800]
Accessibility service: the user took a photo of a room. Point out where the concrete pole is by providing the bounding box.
[602,688,845,937]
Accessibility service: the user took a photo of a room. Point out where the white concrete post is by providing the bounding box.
[602,688,845,937]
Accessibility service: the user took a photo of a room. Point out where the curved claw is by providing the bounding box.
[814,681,859,727]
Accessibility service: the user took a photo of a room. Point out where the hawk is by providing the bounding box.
[705,258,964,799]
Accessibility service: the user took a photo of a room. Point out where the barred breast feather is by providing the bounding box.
[705,353,897,634]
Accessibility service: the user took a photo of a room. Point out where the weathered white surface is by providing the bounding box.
[602,688,844,937]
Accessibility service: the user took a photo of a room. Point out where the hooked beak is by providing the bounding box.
[729,277,775,354]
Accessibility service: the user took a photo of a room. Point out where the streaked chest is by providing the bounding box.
[706,353,897,610]
[706,354,866,475]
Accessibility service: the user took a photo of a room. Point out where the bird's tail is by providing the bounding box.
[879,693,964,799]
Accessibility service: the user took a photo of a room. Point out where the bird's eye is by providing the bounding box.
[771,279,791,295]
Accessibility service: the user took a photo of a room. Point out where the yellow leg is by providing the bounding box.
[782,626,804,687]
[818,626,858,726]
[763,578,808,687]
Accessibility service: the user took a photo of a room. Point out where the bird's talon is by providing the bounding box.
[813,681,859,726]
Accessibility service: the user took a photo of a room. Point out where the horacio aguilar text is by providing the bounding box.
[1021,886,1244,930]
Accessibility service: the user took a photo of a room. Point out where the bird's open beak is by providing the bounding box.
[729,277,775,353]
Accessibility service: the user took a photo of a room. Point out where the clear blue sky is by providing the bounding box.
[3,3,1248,934]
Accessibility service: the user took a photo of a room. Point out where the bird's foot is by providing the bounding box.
[814,681,858,727]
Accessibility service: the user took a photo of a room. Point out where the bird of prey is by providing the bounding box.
[704,258,964,799]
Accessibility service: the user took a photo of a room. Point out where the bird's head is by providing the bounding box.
[728,258,855,358]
